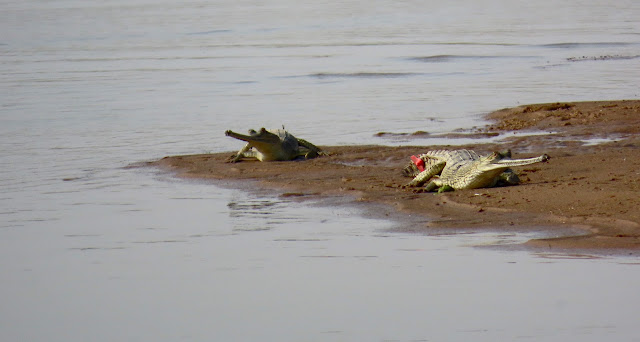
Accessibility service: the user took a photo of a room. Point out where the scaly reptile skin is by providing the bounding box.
[225,127,325,162]
[405,149,549,191]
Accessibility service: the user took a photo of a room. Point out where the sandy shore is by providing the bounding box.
[152,100,640,252]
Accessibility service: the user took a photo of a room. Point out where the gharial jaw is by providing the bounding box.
[225,128,282,145]
[478,153,550,172]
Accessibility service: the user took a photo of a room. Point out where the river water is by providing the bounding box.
[2,1,640,341]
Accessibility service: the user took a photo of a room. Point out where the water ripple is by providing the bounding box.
[539,42,636,48]
[408,55,535,63]
[309,72,422,79]
[186,29,232,35]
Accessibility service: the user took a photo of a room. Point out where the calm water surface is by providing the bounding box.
[1,1,640,341]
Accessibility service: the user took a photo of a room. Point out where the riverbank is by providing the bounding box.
[152,100,640,252]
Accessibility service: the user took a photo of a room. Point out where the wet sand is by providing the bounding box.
[153,100,640,251]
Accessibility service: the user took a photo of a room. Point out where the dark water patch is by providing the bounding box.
[121,208,147,213]
[200,41,523,49]
[186,29,232,35]
[539,42,633,49]
[265,217,309,225]
[229,211,272,218]
[374,131,430,137]
[21,217,58,223]
[228,199,279,212]
[137,227,168,231]
[132,240,187,244]
[534,253,603,260]
[567,55,640,62]
[225,196,311,227]
[279,192,309,198]
[69,247,127,251]
[62,176,87,182]
[226,198,310,227]
[232,226,273,232]
[310,72,422,79]
[409,55,524,63]
[533,63,569,70]
[281,72,463,80]
[189,234,214,238]
[17,56,230,65]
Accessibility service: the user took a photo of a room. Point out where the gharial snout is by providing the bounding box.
[225,129,250,141]
[225,128,280,144]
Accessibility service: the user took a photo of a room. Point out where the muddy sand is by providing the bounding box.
[152,100,640,252]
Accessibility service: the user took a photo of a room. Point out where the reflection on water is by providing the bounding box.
[2,0,640,341]
[534,253,604,260]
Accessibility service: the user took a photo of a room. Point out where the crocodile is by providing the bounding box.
[404,149,549,192]
[402,150,521,185]
[225,127,325,162]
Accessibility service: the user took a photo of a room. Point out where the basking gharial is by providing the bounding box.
[404,149,549,192]
[225,127,325,162]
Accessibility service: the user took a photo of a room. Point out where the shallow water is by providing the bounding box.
[2,0,640,341]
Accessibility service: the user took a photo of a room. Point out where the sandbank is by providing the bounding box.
[152,100,640,252]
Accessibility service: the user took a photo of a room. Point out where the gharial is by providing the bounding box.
[225,127,326,162]
[403,149,550,193]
